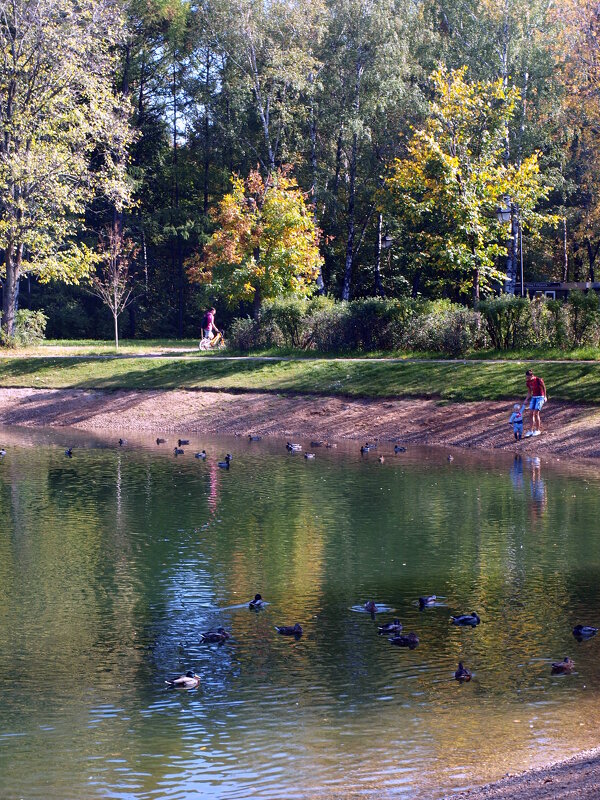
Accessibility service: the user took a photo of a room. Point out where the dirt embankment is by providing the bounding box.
[0,387,599,460]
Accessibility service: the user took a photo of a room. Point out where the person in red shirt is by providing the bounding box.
[524,369,547,437]
[201,307,219,340]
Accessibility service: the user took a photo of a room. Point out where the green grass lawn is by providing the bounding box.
[1,355,599,403]
[12,339,600,362]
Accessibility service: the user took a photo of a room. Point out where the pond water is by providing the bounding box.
[1,426,600,800]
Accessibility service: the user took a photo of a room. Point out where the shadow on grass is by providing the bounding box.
[1,357,600,404]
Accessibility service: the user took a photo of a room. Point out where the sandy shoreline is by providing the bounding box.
[0,386,600,462]
[446,747,600,799]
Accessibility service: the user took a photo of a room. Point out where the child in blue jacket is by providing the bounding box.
[509,404,525,441]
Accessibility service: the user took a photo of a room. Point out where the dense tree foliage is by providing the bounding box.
[187,168,322,315]
[2,0,600,339]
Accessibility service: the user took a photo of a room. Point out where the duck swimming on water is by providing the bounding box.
[200,627,230,644]
[218,454,232,469]
[249,593,266,610]
[573,625,598,639]
[178,439,190,446]
[394,445,406,453]
[551,657,574,674]
[455,662,472,682]
[378,619,402,635]
[165,670,200,688]
[174,447,184,455]
[419,595,437,609]
[451,612,480,627]
[275,624,303,637]
[156,438,166,445]
[364,600,378,615]
[195,450,207,459]
[389,632,419,649]
[65,448,73,457]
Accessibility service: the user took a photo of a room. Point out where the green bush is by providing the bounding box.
[402,304,487,356]
[0,309,48,347]
[261,297,309,348]
[228,316,284,351]
[567,289,600,346]
[478,296,531,349]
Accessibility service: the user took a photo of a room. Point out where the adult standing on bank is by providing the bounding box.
[524,369,547,437]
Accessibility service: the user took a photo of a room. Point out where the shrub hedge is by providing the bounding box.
[227,292,600,355]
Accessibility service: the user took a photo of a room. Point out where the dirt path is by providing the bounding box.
[0,387,599,460]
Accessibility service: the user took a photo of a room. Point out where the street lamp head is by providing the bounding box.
[496,196,512,224]
[381,234,393,249]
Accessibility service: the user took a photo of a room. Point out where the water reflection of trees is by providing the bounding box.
[3,443,600,788]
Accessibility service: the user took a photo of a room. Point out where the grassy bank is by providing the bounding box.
[9,339,600,361]
[1,354,599,403]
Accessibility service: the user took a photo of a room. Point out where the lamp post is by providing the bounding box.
[496,196,523,297]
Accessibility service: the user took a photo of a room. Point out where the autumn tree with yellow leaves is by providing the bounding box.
[385,68,553,304]
[187,168,323,316]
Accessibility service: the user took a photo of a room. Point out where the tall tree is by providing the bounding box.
[187,167,323,316]
[0,0,133,336]
[385,68,552,303]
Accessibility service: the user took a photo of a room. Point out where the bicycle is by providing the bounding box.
[198,331,226,351]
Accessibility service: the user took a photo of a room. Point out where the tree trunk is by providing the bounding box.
[472,266,480,305]
[1,243,21,337]
[309,79,324,294]
[501,0,510,167]
[342,59,363,302]
[203,49,211,216]
[342,130,358,301]
[374,213,384,296]
[562,218,568,282]
[114,311,119,350]
[252,286,261,319]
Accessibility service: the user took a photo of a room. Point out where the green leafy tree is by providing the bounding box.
[187,167,323,316]
[0,0,133,336]
[385,67,553,303]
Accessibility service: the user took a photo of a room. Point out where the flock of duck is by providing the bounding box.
[164,591,597,688]
[2,436,590,688]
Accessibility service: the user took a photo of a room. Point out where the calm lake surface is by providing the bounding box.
[1,426,600,800]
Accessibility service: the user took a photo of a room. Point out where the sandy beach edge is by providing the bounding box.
[444,746,600,799]
[0,386,599,462]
